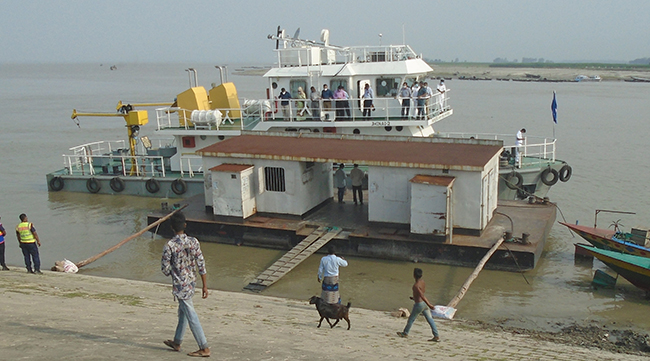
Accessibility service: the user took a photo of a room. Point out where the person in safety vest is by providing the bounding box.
[15,213,41,274]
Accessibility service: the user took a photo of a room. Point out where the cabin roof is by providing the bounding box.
[209,164,254,172]
[197,133,501,171]
[410,175,456,186]
[263,58,433,78]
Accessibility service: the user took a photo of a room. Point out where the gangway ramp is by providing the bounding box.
[244,226,341,292]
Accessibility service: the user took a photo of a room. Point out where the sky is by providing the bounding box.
[1,0,648,64]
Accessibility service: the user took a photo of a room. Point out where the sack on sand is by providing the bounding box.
[431,305,456,320]
[62,259,78,273]
[52,259,78,273]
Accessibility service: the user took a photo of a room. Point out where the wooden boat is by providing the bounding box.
[575,243,650,292]
[560,222,650,258]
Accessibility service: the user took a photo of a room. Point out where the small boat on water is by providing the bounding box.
[560,222,650,258]
[575,75,601,82]
[575,243,650,293]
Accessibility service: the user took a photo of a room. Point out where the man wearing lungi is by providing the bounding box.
[317,246,348,304]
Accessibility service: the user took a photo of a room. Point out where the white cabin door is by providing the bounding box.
[357,79,371,111]
[410,182,448,235]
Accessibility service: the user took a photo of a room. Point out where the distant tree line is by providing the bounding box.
[491,57,650,65]
[493,57,554,64]
[629,57,650,65]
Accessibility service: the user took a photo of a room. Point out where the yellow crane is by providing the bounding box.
[71,101,172,158]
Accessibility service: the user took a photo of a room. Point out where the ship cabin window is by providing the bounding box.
[290,80,307,98]
[376,77,400,97]
[330,79,348,92]
[264,166,286,192]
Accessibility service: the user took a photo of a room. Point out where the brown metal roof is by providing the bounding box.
[209,163,254,172]
[410,175,455,186]
[197,134,501,171]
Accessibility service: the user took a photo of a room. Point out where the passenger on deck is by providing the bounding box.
[334,163,347,203]
[296,87,308,120]
[416,82,427,119]
[350,164,364,205]
[317,246,348,304]
[424,82,434,116]
[436,79,447,112]
[411,81,420,116]
[362,83,374,117]
[279,88,292,119]
[321,84,334,112]
[515,128,526,166]
[334,86,350,120]
[310,86,321,120]
[399,82,412,119]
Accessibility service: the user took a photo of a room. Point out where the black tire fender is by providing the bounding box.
[86,177,101,193]
[145,178,160,193]
[49,176,64,191]
[171,178,187,195]
[505,171,524,190]
[541,168,559,186]
[559,164,572,182]
[110,177,125,192]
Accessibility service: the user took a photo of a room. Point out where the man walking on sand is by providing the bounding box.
[397,268,440,342]
[15,214,41,274]
[161,212,211,357]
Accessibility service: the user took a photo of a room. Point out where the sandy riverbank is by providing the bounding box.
[1,269,647,360]
[430,64,650,82]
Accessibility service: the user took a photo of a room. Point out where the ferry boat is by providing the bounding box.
[46,27,570,200]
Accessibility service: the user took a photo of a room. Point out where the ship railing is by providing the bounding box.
[263,91,450,123]
[347,45,419,63]
[69,140,128,158]
[179,155,203,177]
[436,132,557,166]
[63,152,166,177]
[274,44,419,67]
[156,106,253,131]
[154,92,451,130]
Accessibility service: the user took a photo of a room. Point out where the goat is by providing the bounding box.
[309,296,351,330]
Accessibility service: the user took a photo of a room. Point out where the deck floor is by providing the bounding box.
[171,189,554,257]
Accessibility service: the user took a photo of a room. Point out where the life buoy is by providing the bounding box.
[541,168,559,186]
[559,164,572,182]
[49,176,64,191]
[505,171,524,189]
[171,178,187,195]
[110,177,125,192]
[86,177,101,193]
[145,178,160,193]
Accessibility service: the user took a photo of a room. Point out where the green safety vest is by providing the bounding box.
[16,222,35,243]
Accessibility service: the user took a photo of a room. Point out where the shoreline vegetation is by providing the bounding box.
[1,269,648,360]
[234,63,650,82]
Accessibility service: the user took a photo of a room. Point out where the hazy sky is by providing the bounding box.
[1,0,648,64]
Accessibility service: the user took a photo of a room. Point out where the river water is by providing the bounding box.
[1,63,649,332]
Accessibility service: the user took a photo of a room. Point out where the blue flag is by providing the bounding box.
[551,91,558,124]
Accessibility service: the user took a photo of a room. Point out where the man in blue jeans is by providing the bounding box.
[15,214,41,274]
[161,212,211,357]
[397,268,440,342]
